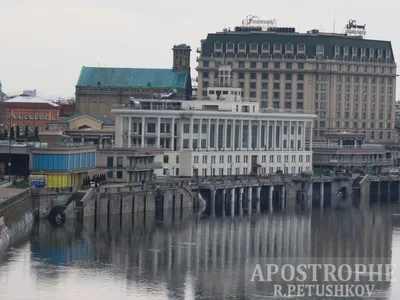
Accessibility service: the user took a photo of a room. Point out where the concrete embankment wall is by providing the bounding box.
[82,186,193,217]
[0,198,34,258]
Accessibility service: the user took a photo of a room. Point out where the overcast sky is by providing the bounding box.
[0,0,398,98]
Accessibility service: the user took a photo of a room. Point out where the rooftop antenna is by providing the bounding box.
[333,3,336,33]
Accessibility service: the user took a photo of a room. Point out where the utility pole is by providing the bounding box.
[8,109,11,182]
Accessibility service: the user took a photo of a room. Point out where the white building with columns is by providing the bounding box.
[112,85,316,177]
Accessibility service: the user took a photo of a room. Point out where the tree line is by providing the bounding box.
[0,125,40,141]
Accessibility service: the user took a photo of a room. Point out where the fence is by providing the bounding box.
[0,189,30,213]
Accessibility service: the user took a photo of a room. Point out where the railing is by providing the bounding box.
[312,142,385,150]
[0,141,98,149]
[0,189,30,213]
[127,162,163,170]
[116,102,316,115]
[99,144,162,151]
[313,159,392,164]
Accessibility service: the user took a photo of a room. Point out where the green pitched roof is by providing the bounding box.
[49,114,115,126]
[76,66,189,89]
[201,32,394,61]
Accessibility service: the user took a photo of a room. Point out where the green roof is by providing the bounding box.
[201,32,394,61]
[49,114,115,126]
[76,66,190,89]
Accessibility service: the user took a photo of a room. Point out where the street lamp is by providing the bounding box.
[8,121,12,182]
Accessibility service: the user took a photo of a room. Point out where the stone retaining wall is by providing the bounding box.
[83,186,193,217]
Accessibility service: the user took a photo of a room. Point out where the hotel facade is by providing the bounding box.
[196,24,397,143]
[112,84,316,177]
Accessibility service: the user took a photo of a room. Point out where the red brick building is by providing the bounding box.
[0,95,60,132]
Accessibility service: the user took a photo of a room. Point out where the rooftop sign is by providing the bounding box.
[344,19,366,36]
[241,15,277,28]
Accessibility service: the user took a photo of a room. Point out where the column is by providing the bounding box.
[231,120,235,150]
[239,188,244,215]
[320,182,324,209]
[308,182,313,208]
[248,120,252,149]
[309,120,313,149]
[273,121,277,150]
[281,185,285,210]
[269,186,274,213]
[288,121,291,151]
[301,121,306,151]
[280,121,284,150]
[141,116,145,148]
[179,121,184,150]
[171,118,175,151]
[239,120,243,150]
[156,117,161,148]
[230,188,235,216]
[189,117,194,150]
[256,186,261,213]
[207,119,211,150]
[128,117,132,147]
[222,189,226,216]
[266,120,270,149]
[223,119,228,150]
[295,121,299,150]
[247,186,253,215]
[215,119,219,149]
[198,118,202,150]
[258,120,262,150]
[120,116,124,146]
[211,189,216,216]
[377,181,381,203]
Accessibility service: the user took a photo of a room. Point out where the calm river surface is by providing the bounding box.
[1,206,400,299]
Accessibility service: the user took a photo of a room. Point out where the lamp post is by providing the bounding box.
[8,115,12,182]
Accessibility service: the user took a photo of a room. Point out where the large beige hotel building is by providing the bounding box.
[196,26,397,143]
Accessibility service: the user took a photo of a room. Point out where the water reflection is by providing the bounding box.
[0,206,399,299]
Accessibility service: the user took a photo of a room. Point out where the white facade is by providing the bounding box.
[112,88,316,177]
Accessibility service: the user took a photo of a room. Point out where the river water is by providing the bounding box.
[1,206,400,299]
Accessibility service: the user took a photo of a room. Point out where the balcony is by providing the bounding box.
[313,158,392,166]
[312,142,385,150]
[127,162,163,171]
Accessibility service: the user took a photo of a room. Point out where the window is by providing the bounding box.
[163,155,169,163]
[285,44,294,53]
[214,42,222,52]
[262,43,270,53]
[117,157,123,168]
[226,42,234,53]
[297,44,306,53]
[316,45,324,56]
[116,171,123,179]
[107,157,114,168]
[107,171,113,179]
[250,43,258,53]
[176,155,179,163]
[238,43,246,53]
[273,44,282,53]
[298,63,304,69]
